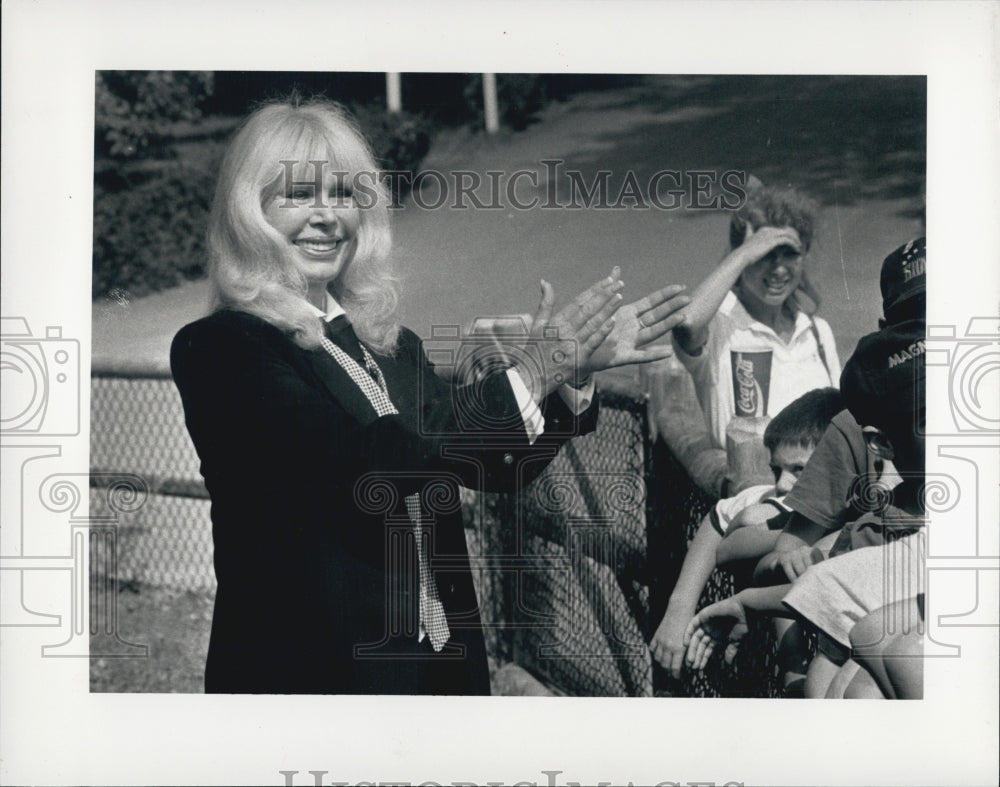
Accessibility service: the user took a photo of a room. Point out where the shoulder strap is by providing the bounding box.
[807,316,833,384]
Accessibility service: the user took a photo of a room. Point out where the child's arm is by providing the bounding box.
[672,225,803,354]
[649,514,723,678]
[753,511,830,584]
[716,501,788,566]
[717,527,781,567]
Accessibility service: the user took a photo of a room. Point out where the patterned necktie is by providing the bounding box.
[319,318,451,651]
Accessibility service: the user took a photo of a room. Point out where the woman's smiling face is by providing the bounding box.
[737,242,804,310]
[263,161,361,291]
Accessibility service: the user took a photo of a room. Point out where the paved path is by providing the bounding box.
[92,76,925,373]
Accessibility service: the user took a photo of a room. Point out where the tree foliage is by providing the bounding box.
[95,71,214,160]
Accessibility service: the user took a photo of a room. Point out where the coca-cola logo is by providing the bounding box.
[735,357,760,415]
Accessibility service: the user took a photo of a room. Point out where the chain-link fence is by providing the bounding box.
[474,388,783,697]
[91,369,784,696]
[91,372,215,592]
[474,393,654,696]
[647,441,784,698]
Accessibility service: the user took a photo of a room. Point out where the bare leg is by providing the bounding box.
[850,598,924,700]
[825,659,862,698]
[844,663,886,698]
[850,605,895,694]
[884,630,924,699]
[805,651,841,699]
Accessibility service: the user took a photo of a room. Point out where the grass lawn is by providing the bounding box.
[91,584,214,693]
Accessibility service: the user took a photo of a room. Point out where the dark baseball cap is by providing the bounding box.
[880,237,926,325]
[840,319,926,434]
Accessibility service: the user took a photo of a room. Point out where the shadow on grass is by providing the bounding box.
[551,75,926,220]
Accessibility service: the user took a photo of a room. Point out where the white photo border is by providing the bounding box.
[2,1,998,786]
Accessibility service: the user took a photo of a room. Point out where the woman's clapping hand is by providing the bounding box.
[517,268,623,401]
[588,283,689,370]
[513,268,690,402]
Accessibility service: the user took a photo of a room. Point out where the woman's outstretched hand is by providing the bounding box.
[517,268,625,402]
[587,283,689,370]
[683,595,750,671]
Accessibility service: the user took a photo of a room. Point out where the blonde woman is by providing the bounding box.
[172,99,688,694]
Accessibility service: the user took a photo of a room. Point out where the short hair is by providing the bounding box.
[208,98,399,353]
[729,183,820,253]
[764,387,845,452]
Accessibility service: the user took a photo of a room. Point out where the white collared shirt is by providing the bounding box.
[673,290,840,449]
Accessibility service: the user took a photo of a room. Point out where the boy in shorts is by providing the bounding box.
[649,387,843,680]
[785,319,927,698]
[683,318,926,698]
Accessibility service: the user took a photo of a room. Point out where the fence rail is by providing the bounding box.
[90,363,781,696]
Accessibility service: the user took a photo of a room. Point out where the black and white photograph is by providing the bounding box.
[86,70,927,700]
[2,3,998,786]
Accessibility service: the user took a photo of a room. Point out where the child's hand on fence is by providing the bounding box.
[649,607,692,679]
[754,543,823,584]
[683,595,750,671]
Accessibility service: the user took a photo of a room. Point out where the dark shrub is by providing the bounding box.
[92,164,213,298]
[350,103,432,201]
[96,71,214,160]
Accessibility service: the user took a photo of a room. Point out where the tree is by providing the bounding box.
[95,71,213,160]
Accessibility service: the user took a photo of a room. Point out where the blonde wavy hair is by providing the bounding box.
[208,98,399,354]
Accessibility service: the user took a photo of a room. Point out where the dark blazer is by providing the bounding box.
[170,309,598,694]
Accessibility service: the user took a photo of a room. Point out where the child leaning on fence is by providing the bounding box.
[649,387,843,679]
[683,312,927,700]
